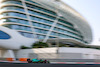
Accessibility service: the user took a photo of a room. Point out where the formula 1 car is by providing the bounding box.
[27,59,50,63]
[33,59,50,63]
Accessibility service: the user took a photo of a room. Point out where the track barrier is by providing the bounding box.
[19,58,28,62]
[6,58,14,61]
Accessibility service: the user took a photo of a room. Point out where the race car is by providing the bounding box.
[27,58,50,63]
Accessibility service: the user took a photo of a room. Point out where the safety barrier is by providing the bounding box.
[2,58,100,62]
[0,58,27,62]
[19,58,28,62]
[6,58,14,61]
[1,58,100,64]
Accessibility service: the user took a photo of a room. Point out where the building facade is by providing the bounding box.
[0,0,92,49]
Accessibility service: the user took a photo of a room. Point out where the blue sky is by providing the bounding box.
[62,0,100,45]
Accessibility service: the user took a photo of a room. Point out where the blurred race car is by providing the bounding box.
[27,58,50,63]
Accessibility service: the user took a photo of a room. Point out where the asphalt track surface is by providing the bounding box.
[0,63,100,67]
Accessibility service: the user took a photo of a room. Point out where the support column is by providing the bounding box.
[8,50,15,58]
[3,50,16,60]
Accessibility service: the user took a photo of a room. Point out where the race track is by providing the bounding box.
[0,63,100,67]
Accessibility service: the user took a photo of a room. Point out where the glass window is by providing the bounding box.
[49,36,56,38]
[35,34,45,39]
[11,25,19,29]
[28,10,56,20]
[1,6,25,12]
[25,0,41,5]
[0,30,11,39]
[56,23,80,34]
[1,12,27,19]
[26,3,57,16]
[19,32,34,38]
[3,24,32,31]
[1,0,22,5]
[30,16,53,25]
[53,27,82,38]
[19,20,29,25]
[26,27,31,31]
[1,18,30,25]
[51,32,55,35]
[58,19,73,27]
[32,22,51,29]
[34,28,48,34]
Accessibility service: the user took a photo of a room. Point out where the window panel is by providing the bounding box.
[1,18,29,25]
[58,19,73,27]
[32,22,51,29]
[1,12,27,19]
[28,10,56,20]
[30,16,53,25]
[34,28,48,34]
[35,34,45,39]
[1,6,25,12]
[25,0,41,5]
[1,0,22,5]
[53,27,82,38]
[19,32,34,38]
[0,31,11,39]
[3,24,32,32]
[26,3,57,16]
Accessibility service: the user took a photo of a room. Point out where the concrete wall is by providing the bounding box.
[16,48,57,58]
[59,47,100,59]
[15,47,100,59]
[0,47,100,59]
[0,50,15,58]
[58,53,82,59]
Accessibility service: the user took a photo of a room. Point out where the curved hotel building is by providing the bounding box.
[0,0,92,49]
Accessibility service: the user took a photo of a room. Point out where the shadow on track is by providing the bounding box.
[0,63,100,67]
